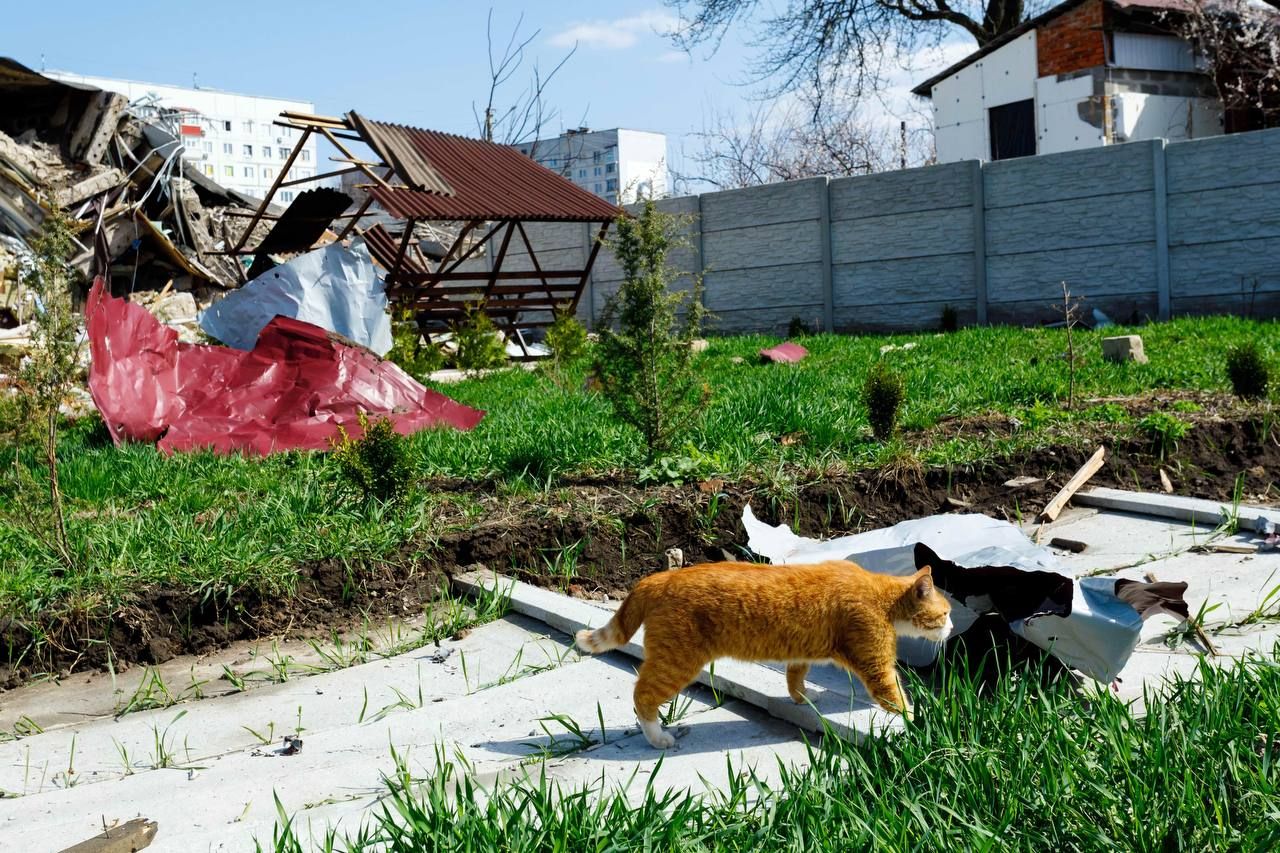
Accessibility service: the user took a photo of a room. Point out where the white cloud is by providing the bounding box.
[548,10,680,51]
[655,50,689,64]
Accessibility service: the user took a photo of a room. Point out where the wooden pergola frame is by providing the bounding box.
[224,111,616,358]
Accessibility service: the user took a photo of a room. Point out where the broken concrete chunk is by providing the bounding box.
[1102,335,1148,364]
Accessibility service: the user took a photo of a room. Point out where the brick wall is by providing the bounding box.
[1037,0,1107,77]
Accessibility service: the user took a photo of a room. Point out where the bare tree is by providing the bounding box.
[473,9,578,146]
[674,87,930,191]
[1164,0,1280,131]
[663,0,1055,99]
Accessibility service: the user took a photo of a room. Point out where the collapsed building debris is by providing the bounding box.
[86,278,482,455]
[0,58,294,299]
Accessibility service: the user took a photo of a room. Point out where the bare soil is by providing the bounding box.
[3,411,1277,691]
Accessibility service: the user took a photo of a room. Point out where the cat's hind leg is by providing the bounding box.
[633,655,702,749]
[785,663,812,704]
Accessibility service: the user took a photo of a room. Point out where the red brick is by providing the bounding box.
[1037,0,1107,77]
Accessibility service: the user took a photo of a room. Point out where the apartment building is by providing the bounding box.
[513,127,668,204]
[44,70,322,200]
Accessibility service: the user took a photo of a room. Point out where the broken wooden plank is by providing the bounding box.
[1004,475,1045,490]
[1190,542,1258,555]
[58,818,157,853]
[1159,468,1173,493]
[1048,537,1088,553]
[1039,446,1107,523]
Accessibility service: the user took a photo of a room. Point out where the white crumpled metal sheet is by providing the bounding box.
[200,237,392,355]
[742,506,1145,683]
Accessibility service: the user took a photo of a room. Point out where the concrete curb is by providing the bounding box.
[1074,487,1280,533]
[450,570,899,743]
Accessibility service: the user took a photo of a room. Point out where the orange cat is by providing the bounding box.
[575,560,952,748]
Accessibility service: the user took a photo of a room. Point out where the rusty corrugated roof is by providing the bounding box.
[349,112,455,197]
[358,119,622,223]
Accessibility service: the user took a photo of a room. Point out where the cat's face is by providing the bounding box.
[894,567,954,642]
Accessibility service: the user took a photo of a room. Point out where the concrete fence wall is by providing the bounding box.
[512,126,1280,333]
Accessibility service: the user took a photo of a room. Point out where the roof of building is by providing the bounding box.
[352,114,622,222]
[911,0,1192,97]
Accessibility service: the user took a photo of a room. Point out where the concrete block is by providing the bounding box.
[1102,335,1148,364]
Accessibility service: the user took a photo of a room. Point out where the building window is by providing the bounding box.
[606,178,617,191]
[593,166,602,177]
[577,169,586,178]
[262,147,271,159]
[223,165,234,177]
[548,158,558,168]
[988,99,1035,161]
[594,182,603,193]
[203,141,213,153]
[592,151,601,163]
[242,120,253,133]
[280,190,294,202]
[223,143,233,154]
[244,166,254,178]
[605,162,615,174]
[279,147,289,159]
[223,120,232,131]
[204,164,214,176]
[263,168,273,180]
[301,150,310,162]
[243,144,253,156]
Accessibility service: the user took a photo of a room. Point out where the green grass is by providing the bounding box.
[262,648,1280,852]
[1,317,1276,657]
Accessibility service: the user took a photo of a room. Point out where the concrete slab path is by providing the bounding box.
[2,493,1278,851]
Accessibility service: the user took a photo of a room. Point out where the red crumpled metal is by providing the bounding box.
[86,277,483,455]
[758,342,808,363]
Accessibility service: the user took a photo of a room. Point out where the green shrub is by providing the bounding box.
[545,308,588,366]
[1226,342,1269,399]
[451,307,508,372]
[1138,411,1191,460]
[330,412,413,504]
[940,304,958,332]
[864,361,905,440]
[595,199,707,458]
[386,308,445,380]
[788,316,812,337]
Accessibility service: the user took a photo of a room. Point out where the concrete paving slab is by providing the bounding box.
[6,496,1280,851]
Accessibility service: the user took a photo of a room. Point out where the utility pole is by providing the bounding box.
[484,107,494,142]
[900,121,907,170]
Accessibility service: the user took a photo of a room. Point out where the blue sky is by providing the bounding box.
[7,1,765,165]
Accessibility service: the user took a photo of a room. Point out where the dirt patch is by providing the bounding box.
[3,413,1277,691]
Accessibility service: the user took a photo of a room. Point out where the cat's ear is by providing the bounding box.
[912,571,935,599]
[914,543,943,571]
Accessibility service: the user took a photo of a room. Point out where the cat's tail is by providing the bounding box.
[575,587,647,654]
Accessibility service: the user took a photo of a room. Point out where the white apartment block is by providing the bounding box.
[513,128,668,204]
[44,71,322,202]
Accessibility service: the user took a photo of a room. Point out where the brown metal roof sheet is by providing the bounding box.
[349,112,455,197]
[254,188,353,255]
[359,120,623,223]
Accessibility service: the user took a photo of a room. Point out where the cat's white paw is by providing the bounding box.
[790,689,815,704]
[639,717,676,749]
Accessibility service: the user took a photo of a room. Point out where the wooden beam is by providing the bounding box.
[58,818,158,853]
[485,222,517,301]
[319,128,393,190]
[393,268,588,283]
[1040,446,1107,523]
[335,166,396,241]
[230,125,313,253]
[571,221,610,315]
